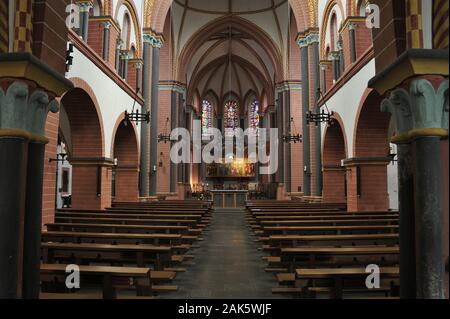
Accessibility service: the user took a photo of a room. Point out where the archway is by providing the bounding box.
[60,85,110,210]
[112,119,140,202]
[322,117,347,203]
[348,89,392,212]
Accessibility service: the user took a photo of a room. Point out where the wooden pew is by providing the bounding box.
[295,267,399,299]
[41,242,174,269]
[40,264,156,299]
[262,225,398,236]
[54,216,200,227]
[259,219,398,227]
[280,246,399,271]
[42,231,182,245]
[45,223,194,235]
[56,211,205,221]
[267,233,399,248]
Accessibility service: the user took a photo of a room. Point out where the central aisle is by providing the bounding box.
[167,209,282,299]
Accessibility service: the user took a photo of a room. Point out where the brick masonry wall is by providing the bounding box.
[87,20,104,57]
[371,0,407,73]
[33,0,70,74]
[42,111,59,227]
[323,168,346,203]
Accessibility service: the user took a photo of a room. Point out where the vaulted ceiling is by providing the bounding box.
[168,0,294,110]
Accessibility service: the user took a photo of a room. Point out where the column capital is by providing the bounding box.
[0,81,59,142]
[143,31,164,49]
[77,1,93,12]
[101,21,112,29]
[381,78,449,144]
[296,32,320,48]
[329,51,341,60]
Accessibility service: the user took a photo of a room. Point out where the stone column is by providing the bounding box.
[139,39,152,198]
[382,78,449,299]
[178,92,185,185]
[320,63,327,94]
[277,92,284,184]
[381,89,417,299]
[146,34,163,196]
[0,82,60,298]
[349,22,357,63]
[170,90,177,193]
[298,36,311,196]
[330,51,340,82]
[101,22,111,61]
[184,107,193,186]
[115,39,122,72]
[284,90,291,192]
[310,36,323,197]
[78,1,92,42]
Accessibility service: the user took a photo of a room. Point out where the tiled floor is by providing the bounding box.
[165,209,284,299]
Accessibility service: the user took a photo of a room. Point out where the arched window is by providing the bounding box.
[224,100,239,132]
[330,13,338,50]
[358,0,367,17]
[202,99,213,136]
[121,14,131,49]
[249,98,260,130]
[91,0,101,16]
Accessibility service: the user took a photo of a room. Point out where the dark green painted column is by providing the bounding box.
[170,90,177,193]
[299,38,311,196]
[284,90,291,192]
[22,141,45,299]
[277,92,284,184]
[139,40,151,197]
[311,39,323,197]
[178,93,185,184]
[149,44,161,195]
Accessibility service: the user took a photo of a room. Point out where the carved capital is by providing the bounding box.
[381,78,449,143]
[0,81,59,140]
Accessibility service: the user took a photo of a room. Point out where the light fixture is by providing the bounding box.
[283,117,302,144]
[306,88,335,127]
[124,88,150,125]
[49,153,68,163]
[158,117,171,143]
[388,147,398,164]
[66,42,74,72]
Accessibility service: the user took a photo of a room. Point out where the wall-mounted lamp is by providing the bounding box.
[158,152,164,168]
[49,153,68,164]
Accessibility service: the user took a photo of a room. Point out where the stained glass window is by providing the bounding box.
[249,99,260,130]
[202,99,213,136]
[224,100,239,131]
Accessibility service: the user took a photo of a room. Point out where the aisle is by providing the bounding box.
[166,209,282,299]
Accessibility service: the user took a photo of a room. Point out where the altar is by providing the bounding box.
[210,190,249,209]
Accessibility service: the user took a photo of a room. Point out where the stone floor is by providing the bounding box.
[165,209,284,299]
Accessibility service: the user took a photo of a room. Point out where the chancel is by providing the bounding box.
[0,0,448,301]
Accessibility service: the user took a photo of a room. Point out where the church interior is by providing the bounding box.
[0,0,448,300]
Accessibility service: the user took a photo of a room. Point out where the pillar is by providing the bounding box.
[70,158,113,210]
[178,92,185,185]
[78,1,92,42]
[284,90,291,192]
[145,33,163,195]
[381,78,449,299]
[139,39,152,198]
[115,39,122,72]
[0,81,61,298]
[310,36,323,197]
[170,90,177,193]
[101,22,111,61]
[298,36,311,196]
[277,92,284,184]
[349,22,357,64]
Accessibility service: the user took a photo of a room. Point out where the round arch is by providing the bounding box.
[147,0,314,34]
[114,0,142,56]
